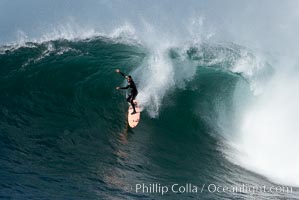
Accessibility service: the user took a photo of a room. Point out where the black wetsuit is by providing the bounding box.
[119,72,138,112]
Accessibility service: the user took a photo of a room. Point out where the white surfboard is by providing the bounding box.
[128,100,141,128]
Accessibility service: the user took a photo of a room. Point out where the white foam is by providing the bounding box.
[132,17,210,117]
[2,21,140,49]
[207,45,299,187]
[108,22,138,42]
[231,49,271,95]
[230,70,299,187]
[136,46,175,117]
[22,42,56,68]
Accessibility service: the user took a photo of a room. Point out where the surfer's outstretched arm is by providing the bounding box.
[119,85,129,89]
[115,69,126,78]
[119,72,126,78]
[115,85,129,90]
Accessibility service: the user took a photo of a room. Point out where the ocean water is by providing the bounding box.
[1,1,299,199]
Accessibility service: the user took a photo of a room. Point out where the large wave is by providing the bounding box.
[1,1,299,198]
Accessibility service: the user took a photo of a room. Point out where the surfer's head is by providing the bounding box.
[126,75,132,82]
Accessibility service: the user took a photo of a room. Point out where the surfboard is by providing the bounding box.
[128,100,141,128]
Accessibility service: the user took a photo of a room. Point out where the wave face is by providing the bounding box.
[1,36,298,199]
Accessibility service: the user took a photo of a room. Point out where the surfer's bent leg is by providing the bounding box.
[130,92,137,114]
[126,94,132,102]
[126,94,136,114]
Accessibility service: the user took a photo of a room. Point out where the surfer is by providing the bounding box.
[115,69,138,114]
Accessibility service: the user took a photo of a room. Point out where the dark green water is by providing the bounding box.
[0,37,298,199]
